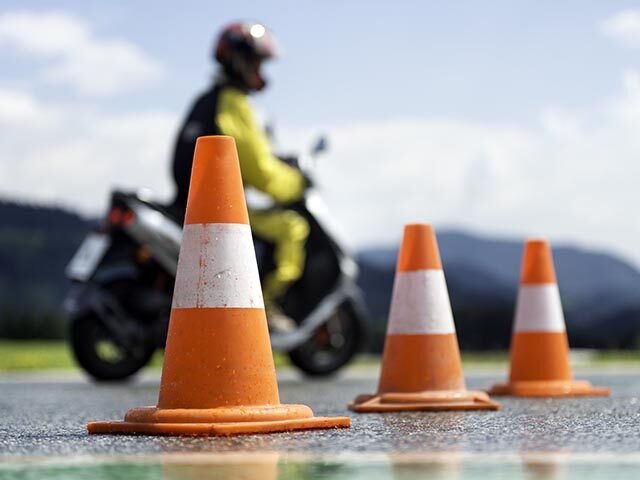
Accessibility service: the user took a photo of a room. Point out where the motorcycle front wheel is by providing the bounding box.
[288,301,364,376]
[70,312,155,382]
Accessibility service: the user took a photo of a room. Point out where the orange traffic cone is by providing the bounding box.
[88,136,350,435]
[349,224,500,412]
[489,239,610,397]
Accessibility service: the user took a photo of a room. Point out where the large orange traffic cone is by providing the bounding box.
[88,136,350,435]
[349,224,500,412]
[489,239,610,397]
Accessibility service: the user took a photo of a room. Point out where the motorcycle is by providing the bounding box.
[64,137,368,381]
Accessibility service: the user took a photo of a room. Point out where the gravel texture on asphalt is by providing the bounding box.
[1,371,639,457]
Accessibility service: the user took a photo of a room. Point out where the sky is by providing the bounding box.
[1,1,640,266]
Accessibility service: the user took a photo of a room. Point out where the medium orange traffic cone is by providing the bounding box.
[349,224,500,412]
[489,239,610,397]
[88,136,350,435]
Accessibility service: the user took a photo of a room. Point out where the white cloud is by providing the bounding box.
[600,9,640,48]
[0,89,178,211]
[0,11,163,95]
[282,70,640,267]
[0,88,58,125]
[1,64,640,268]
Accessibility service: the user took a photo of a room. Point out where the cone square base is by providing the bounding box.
[489,380,611,397]
[87,404,350,437]
[348,390,501,412]
[87,416,350,437]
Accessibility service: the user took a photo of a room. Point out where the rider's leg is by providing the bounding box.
[248,209,310,306]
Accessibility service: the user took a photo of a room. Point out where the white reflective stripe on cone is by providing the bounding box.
[172,223,264,309]
[386,270,456,335]
[513,284,566,332]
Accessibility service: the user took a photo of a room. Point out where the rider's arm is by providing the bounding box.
[216,88,306,204]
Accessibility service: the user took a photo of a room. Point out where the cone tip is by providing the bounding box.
[526,238,549,248]
[184,134,249,225]
[195,135,236,149]
[521,237,556,284]
[397,223,442,272]
[405,223,433,233]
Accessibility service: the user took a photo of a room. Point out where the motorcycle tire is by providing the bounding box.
[70,312,155,382]
[288,301,365,377]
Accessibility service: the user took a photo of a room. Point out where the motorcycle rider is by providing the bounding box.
[171,22,308,330]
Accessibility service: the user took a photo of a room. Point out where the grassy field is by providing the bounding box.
[0,341,76,371]
[1,340,639,372]
[0,340,285,372]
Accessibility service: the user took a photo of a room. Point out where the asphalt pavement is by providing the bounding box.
[1,368,640,479]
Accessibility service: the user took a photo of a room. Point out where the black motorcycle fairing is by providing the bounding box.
[66,178,368,380]
[112,190,183,226]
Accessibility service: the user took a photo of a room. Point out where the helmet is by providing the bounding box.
[214,22,278,91]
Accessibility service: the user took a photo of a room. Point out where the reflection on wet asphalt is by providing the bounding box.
[2,452,640,480]
[1,371,640,478]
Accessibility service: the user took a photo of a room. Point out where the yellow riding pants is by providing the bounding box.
[248,209,310,304]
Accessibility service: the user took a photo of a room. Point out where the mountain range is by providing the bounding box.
[1,198,639,349]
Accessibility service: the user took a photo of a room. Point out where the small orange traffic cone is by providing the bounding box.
[88,136,350,435]
[349,224,500,412]
[489,239,610,397]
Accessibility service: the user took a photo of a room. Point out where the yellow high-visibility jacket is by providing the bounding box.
[216,87,305,204]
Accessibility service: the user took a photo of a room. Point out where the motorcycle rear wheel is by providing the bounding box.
[70,312,155,382]
[288,301,364,376]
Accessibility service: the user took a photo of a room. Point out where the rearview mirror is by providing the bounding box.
[311,136,329,156]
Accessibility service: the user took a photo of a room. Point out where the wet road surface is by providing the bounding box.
[1,369,639,478]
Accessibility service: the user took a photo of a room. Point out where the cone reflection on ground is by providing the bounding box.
[521,451,570,480]
[389,452,461,480]
[162,453,280,480]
